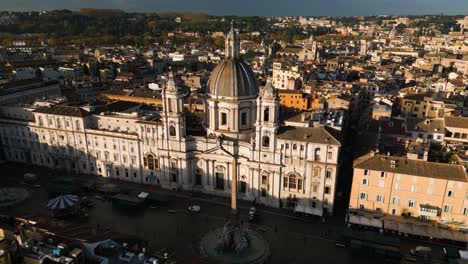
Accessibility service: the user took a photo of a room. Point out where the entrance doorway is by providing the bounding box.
[215,173,224,190]
[240,181,247,193]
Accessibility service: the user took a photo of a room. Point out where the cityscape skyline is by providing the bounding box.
[1,0,467,16]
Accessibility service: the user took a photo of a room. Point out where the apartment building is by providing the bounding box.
[350,153,468,225]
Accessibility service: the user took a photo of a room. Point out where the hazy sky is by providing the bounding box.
[1,0,467,16]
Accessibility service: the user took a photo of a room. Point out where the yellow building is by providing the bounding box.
[350,153,468,225]
[100,90,162,106]
[278,90,319,110]
[400,92,444,118]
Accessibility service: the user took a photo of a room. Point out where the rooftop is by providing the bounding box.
[34,105,90,117]
[354,153,467,182]
[277,126,341,145]
[445,116,468,129]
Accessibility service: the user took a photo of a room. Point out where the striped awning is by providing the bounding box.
[47,195,79,210]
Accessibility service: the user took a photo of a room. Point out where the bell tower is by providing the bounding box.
[162,72,185,140]
[256,80,279,151]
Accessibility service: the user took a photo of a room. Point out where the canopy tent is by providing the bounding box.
[383,218,468,243]
[294,204,323,216]
[47,195,79,210]
[348,214,383,229]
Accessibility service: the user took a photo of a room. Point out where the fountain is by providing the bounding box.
[200,136,270,263]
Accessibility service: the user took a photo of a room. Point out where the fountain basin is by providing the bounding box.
[200,227,270,264]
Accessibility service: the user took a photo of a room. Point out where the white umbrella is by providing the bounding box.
[47,195,79,210]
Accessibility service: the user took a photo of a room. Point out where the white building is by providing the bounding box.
[272,62,301,90]
[0,26,342,216]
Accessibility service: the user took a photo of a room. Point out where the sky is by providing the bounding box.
[0,0,467,16]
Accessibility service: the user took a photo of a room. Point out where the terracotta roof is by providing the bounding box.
[354,154,467,182]
[277,126,341,145]
[34,105,90,117]
[445,116,468,129]
[406,117,445,133]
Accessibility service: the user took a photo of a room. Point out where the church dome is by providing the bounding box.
[208,58,259,98]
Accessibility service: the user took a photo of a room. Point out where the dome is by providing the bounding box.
[207,58,259,98]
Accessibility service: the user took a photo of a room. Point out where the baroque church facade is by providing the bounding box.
[0,25,341,216]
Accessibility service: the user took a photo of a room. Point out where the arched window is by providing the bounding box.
[314,147,321,161]
[283,173,303,192]
[169,125,176,137]
[143,154,159,171]
[264,107,270,122]
[262,135,270,147]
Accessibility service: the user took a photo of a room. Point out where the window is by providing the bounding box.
[327,151,333,160]
[395,183,400,190]
[408,200,415,208]
[379,181,385,188]
[314,148,321,161]
[359,192,367,200]
[324,186,330,194]
[326,169,332,179]
[410,185,416,193]
[144,154,159,170]
[257,173,266,186]
[312,184,318,193]
[221,113,227,126]
[443,205,452,213]
[447,190,453,197]
[362,178,368,185]
[283,173,303,192]
[380,171,386,178]
[262,136,270,147]
[463,208,468,216]
[264,107,270,122]
[75,120,81,130]
[38,116,44,126]
[376,194,384,203]
[241,112,247,126]
[364,169,369,176]
[169,125,176,137]
[313,167,321,177]
[391,196,399,205]
[56,118,62,128]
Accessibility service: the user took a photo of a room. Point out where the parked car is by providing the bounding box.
[119,252,136,263]
[248,207,257,222]
[188,205,201,213]
[410,246,432,257]
[144,257,160,264]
